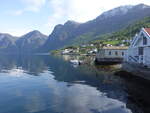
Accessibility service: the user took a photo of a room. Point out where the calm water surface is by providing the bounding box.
[0,55,146,113]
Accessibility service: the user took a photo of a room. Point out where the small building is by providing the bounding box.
[87,48,98,54]
[61,49,73,54]
[95,46,128,64]
[106,44,113,47]
[125,28,150,67]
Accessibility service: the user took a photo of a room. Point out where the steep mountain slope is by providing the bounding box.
[16,30,48,53]
[93,16,150,44]
[42,3,150,51]
[41,21,80,51]
[0,33,18,53]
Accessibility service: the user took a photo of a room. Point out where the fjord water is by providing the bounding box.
[0,55,144,113]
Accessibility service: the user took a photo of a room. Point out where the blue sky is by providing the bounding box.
[0,0,150,36]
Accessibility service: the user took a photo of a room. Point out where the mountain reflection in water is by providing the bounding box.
[0,55,145,113]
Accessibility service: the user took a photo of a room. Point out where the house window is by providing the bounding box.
[143,36,147,45]
[109,51,111,55]
[122,52,124,56]
[115,51,118,56]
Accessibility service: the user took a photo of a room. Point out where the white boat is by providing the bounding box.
[70,60,81,65]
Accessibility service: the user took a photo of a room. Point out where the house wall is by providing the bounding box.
[97,49,126,58]
[128,47,138,57]
[104,49,126,58]
[134,38,143,47]
[143,47,150,66]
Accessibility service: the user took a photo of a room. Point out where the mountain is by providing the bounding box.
[41,21,80,51]
[93,16,150,44]
[0,33,18,53]
[42,3,150,52]
[0,31,48,53]
[16,30,48,53]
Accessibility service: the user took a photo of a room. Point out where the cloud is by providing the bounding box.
[22,0,46,12]
[12,0,46,15]
[12,10,24,16]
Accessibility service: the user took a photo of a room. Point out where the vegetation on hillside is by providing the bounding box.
[71,17,150,46]
[91,16,150,45]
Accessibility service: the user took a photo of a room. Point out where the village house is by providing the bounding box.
[125,28,150,67]
[95,46,128,64]
[61,48,79,55]
[87,48,98,54]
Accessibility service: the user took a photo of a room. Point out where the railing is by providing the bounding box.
[128,55,150,67]
[128,56,139,63]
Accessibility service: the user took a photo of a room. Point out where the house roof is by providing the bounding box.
[144,28,150,36]
[103,46,128,50]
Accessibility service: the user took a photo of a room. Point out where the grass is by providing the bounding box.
[103,40,121,45]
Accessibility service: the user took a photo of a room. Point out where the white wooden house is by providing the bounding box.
[125,28,150,66]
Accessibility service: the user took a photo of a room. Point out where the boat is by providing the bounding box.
[70,60,80,65]
[70,60,83,65]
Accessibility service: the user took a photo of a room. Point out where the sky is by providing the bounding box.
[0,0,150,36]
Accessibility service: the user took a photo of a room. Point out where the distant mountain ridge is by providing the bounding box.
[0,31,48,53]
[16,30,48,53]
[0,33,18,53]
[41,3,150,52]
